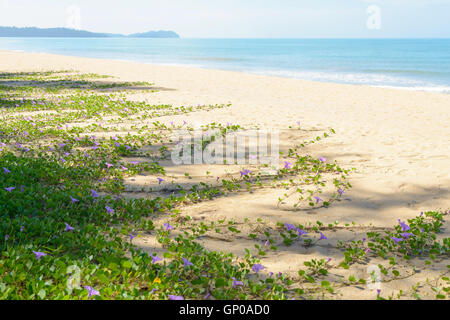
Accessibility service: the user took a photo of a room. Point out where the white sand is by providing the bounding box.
[1,50,449,299]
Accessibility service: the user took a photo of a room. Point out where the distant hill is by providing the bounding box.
[0,26,180,38]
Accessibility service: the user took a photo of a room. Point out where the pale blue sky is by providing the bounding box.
[0,0,449,38]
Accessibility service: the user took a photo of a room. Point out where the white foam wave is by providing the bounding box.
[252,69,450,93]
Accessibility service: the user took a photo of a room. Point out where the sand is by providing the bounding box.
[1,50,449,299]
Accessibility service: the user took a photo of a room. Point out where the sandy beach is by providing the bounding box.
[1,50,449,299]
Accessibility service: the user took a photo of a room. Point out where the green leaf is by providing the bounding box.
[319,269,328,276]
[215,278,227,288]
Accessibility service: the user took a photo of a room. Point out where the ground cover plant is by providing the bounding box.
[0,71,448,300]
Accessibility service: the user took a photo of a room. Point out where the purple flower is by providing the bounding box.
[319,157,326,162]
[121,166,128,172]
[164,223,174,231]
[105,206,115,214]
[314,196,323,204]
[3,167,10,173]
[400,232,413,239]
[70,196,79,203]
[32,251,47,260]
[240,169,252,177]
[365,248,371,254]
[338,188,344,196]
[168,295,184,300]
[377,289,381,296]
[64,223,74,232]
[157,178,164,185]
[319,232,328,241]
[284,161,292,169]
[252,264,264,273]
[296,228,307,237]
[285,223,296,231]
[91,190,99,198]
[232,277,244,287]
[151,255,162,264]
[398,219,410,232]
[85,286,100,298]
[182,258,193,267]
[4,187,15,193]
[128,234,136,241]
[5,235,9,241]
[391,237,404,244]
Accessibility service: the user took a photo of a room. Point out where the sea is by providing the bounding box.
[1,38,449,93]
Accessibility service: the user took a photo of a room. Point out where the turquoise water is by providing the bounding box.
[1,38,450,92]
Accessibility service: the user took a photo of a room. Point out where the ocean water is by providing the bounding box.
[1,38,450,93]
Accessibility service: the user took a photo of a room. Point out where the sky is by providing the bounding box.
[0,0,449,38]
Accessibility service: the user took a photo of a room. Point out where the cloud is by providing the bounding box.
[360,0,450,5]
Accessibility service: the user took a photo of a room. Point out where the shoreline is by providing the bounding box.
[1,49,449,94]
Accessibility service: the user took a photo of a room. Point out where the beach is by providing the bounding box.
[1,50,449,299]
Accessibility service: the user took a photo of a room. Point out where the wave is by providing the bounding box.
[188,56,244,62]
[362,69,450,76]
[372,85,450,94]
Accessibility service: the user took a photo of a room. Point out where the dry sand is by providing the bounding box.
[1,50,449,299]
